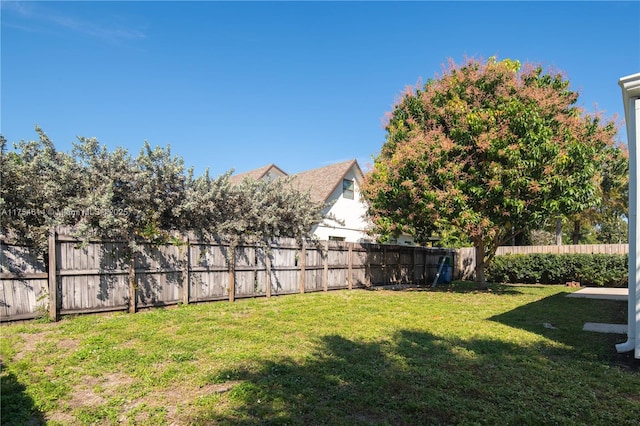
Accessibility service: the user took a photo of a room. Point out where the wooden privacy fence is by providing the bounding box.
[1,231,456,322]
[496,244,629,256]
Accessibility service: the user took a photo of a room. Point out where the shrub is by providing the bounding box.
[486,253,628,287]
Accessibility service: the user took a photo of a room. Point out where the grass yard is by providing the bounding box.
[1,282,639,425]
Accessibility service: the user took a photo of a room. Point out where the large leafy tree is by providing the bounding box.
[568,143,629,244]
[362,57,619,288]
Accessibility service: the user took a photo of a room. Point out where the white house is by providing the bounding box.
[289,160,373,243]
[230,159,418,244]
[230,160,377,243]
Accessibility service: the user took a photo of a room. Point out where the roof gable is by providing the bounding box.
[229,164,288,184]
[291,159,363,203]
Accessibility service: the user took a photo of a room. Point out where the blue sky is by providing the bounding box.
[2,1,639,178]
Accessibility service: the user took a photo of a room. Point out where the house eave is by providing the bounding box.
[322,159,362,202]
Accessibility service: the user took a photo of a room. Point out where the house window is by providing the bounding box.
[329,236,345,241]
[342,179,354,199]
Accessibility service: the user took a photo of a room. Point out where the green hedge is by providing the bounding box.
[486,253,628,287]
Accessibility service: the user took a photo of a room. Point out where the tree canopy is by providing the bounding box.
[564,143,629,244]
[361,57,620,288]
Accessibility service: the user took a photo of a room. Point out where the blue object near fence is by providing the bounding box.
[437,256,452,284]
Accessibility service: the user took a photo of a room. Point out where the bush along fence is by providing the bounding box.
[438,244,628,285]
[0,230,456,322]
[486,252,628,287]
[487,244,629,286]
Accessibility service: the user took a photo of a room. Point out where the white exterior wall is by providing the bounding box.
[311,168,373,243]
[395,234,417,245]
[616,73,640,359]
[264,168,287,181]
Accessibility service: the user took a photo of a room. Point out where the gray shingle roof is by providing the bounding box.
[291,159,362,203]
[228,164,288,185]
[228,159,363,203]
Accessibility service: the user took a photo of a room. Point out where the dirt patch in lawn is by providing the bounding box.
[136,380,243,423]
[47,372,242,424]
[13,333,43,360]
[13,332,79,361]
[47,372,135,424]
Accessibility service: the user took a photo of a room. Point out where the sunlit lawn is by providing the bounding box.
[1,282,638,425]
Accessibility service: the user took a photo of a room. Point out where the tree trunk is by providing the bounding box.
[555,217,563,245]
[572,220,581,244]
[475,240,488,290]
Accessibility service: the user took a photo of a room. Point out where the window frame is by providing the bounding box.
[342,179,354,200]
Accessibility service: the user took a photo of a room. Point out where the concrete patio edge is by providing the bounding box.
[566,287,628,301]
[583,322,628,334]
[566,287,629,335]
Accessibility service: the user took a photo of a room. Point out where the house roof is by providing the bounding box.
[228,159,365,203]
[291,159,363,203]
[229,163,288,185]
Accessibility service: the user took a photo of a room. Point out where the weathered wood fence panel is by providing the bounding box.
[496,244,629,256]
[58,236,131,314]
[234,244,257,298]
[269,239,300,295]
[189,242,230,302]
[456,247,476,281]
[350,245,368,287]
[361,245,455,286]
[0,241,48,320]
[326,241,348,290]
[2,232,459,322]
[136,243,183,308]
[304,243,324,292]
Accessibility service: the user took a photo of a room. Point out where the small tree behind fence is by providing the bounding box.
[1,230,455,322]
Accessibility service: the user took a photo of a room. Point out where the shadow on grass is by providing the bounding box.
[191,329,640,425]
[370,281,532,296]
[490,291,639,370]
[434,281,540,295]
[0,362,45,426]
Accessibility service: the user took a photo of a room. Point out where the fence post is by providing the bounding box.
[410,247,416,284]
[128,249,137,314]
[451,249,456,281]
[265,245,272,298]
[322,240,329,292]
[228,242,236,302]
[366,244,372,287]
[383,246,388,284]
[348,244,353,290]
[423,249,428,286]
[182,238,190,305]
[299,241,306,294]
[48,229,59,322]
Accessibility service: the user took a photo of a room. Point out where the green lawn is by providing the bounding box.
[1,282,638,425]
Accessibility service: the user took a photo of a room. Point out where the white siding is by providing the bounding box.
[311,167,373,243]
